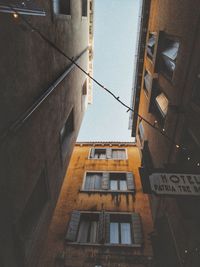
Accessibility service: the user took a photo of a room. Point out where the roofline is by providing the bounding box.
[76,141,136,146]
[130,0,151,137]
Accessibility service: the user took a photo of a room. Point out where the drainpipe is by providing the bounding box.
[0,47,88,142]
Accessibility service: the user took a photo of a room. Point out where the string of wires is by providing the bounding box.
[2,4,200,167]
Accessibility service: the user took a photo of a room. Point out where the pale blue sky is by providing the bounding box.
[78,0,141,142]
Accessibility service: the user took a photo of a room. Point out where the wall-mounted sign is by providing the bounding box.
[149,173,200,196]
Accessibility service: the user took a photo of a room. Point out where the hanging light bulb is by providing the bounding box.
[13,13,18,18]
[176,144,180,149]
[162,128,165,132]
[197,163,200,167]
[187,157,190,160]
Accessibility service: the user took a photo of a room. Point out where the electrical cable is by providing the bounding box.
[2,4,200,167]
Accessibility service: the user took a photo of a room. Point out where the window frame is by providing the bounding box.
[81,0,88,18]
[146,32,158,64]
[143,68,153,98]
[157,33,180,82]
[65,211,143,248]
[60,107,74,163]
[52,0,71,20]
[149,84,169,127]
[137,120,145,147]
[88,148,128,160]
[81,171,135,193]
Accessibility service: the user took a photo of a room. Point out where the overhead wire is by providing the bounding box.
[2,4,200,167]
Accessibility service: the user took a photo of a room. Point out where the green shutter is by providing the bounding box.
[101,172,109,190]
[90,148,95,158]
[104,213,110,243]
[126,172,135,191]
[131,213,143,246]
[65,211,81,241]
[106,148,112,159]
[97,211,104,243]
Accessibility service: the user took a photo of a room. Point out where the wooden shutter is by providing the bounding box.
[131,213,143,246]
[126,172,135,191]
[106,148,112,159]
[104,213,110,243]
[101,172,109,190]
[97,211,104,243]
[65,211,81,241]
[90,148,95,158]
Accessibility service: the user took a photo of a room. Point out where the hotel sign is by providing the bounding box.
[149,173,200,196]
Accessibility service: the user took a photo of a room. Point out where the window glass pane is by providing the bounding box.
[89,221,98,243]
[144,72,152,93]
[85,174,102,190]
[77,220,90,243]
[119,180,127,191]
[85,176,92,190]
[148,35,156,47]
[94,175,101,190]
[139,121,145,140]
[112,149,126,159]
[99,153,106,159]
[155,93,169,117]
[120,223,131,244]
[94,149,106,159]
[162,56,176,71]
[162,42,179,60]
[110,222,119,244]
[110,180,118,190]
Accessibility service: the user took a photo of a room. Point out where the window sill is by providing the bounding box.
[65,242,142,248]
[79,190,135,194]
[81,16,88,20]
[88,158,128,160]
[54,14,71,20]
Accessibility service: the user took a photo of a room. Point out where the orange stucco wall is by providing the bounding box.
[39,144,154,267]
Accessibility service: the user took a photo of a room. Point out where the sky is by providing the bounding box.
[78,0,141,142]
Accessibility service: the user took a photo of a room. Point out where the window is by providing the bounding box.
[155,92,169,118]
[65,211,143,247]
[53,0,71,16]
[84,173,102,190]
[160,37,179,80]
[60,108,74,160]
[143,69,153,96]
[82,172,135,192]
[110,173,128,191]
[81,79,87,111]
[82,0,87,17]
[77,214,98,243]
[82,79,87,95]
[110,221,131,244]
[91,148,107,159]
[90,148,126,159]
[138,120,145,145]
[147,33,156,60]
[111,149,126,159]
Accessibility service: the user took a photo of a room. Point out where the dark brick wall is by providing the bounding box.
[136,0,200,266]
[0,1,89,266]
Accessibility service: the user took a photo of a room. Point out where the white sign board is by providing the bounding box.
[149,173,200,196]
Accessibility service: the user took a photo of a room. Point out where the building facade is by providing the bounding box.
[0,1,93,266]
[39,142,154,267]
[130,0,200,266]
